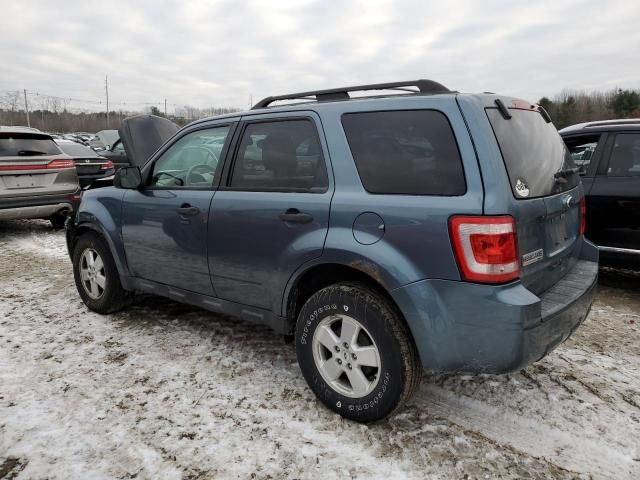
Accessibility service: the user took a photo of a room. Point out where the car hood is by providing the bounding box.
[118,115,180,167]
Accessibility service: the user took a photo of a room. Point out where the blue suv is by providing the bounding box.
[66,80,599,422]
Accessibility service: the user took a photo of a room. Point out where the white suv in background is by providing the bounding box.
[0,126,80,228]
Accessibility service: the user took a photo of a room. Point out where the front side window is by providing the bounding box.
[151,126,230,188]
[563,134,601,175]
[607,133,640,177]
[341,110,466,195]
[230,119,328,192]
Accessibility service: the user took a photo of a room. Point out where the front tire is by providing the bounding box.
[72,233,132,314]
[295,282,421,422]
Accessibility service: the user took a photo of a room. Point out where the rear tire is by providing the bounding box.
[72,233,132,314]
[49,212,67,229]
[295,282,421,422]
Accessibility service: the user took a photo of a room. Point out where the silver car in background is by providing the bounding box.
[0,127,80,228]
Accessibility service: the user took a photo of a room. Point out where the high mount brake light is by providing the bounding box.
[449,215,520,283]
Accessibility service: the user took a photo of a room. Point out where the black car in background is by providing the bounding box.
[55,139,115,188]
[560,119,640,267]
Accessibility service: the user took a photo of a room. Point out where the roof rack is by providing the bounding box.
[586,119,640,128]
[252,79,451,109]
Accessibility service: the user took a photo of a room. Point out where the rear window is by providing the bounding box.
[341,110,466,195]
[0,133,61,157]
[56,142,99,157]
[486,108,579,198]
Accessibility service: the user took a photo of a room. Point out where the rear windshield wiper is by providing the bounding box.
[17,149,48,156]
[554,167,580,184]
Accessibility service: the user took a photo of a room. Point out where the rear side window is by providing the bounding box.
[230,119,328,192]
[607,133,640,177]
[0,134,61,157]
[341,110,466,195]
[486,108,578,198]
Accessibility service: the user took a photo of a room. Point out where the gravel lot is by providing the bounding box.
[1,220,639,479]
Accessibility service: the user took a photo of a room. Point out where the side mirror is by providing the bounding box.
[114,166,142,189]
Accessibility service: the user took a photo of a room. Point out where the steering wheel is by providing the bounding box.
[186,164,215,184]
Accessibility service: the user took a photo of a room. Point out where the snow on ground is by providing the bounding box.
[0,219,639,479]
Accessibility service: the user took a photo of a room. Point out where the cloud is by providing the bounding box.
[1,0,638,112]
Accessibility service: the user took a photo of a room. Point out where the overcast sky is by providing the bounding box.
[2,0,638,112]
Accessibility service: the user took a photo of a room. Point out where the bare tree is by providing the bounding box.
[0,90,21,125]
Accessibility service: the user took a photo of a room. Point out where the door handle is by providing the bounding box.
[279,208,313,224]
[177,204,200,216]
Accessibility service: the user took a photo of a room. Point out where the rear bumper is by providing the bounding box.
[392,239,599,373]
[0,191,79,220]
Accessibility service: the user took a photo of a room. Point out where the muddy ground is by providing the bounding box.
[0,220,639,479]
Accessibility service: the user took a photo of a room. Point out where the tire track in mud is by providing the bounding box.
[419,385,640,479]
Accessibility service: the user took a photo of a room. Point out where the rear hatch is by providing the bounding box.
[484,100,583,295]
[0,132,78,198]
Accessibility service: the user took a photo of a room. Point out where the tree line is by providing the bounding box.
[0,90,239,133]
[538,88,639,129]
[2,88,639,133]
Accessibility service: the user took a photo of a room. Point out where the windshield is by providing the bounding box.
[0,133,62,156]
[57,142,99,157]
[486,108,579,198]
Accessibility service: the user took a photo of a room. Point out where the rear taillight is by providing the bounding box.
[0,158,74,171]
[47,159,75,169]
[580,196,586,235]
[100,160,114,170]
[449,215,520,284]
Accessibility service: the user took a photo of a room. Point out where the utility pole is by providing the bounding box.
[164,98,167,117]
[105,75,109,128]
[23,89,30,127]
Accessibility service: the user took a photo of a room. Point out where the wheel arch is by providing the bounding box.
[67,221,133,290]
[283,261,412,337]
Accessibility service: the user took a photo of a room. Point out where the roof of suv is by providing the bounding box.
[559,119,640,135]
[189,79,463,126]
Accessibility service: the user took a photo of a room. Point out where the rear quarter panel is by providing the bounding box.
[310,95,485,290]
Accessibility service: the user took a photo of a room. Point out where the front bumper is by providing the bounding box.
[0,191,79,221]
[391,239,599,373]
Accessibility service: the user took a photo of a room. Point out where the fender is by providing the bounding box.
[68,188,134,290]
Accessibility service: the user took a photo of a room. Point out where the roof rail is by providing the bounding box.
[252,79,451,109]
[586,119,640,128]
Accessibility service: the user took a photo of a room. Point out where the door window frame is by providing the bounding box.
[140,121,238,191]
[219,112,333,193]
[562,132,608,178]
